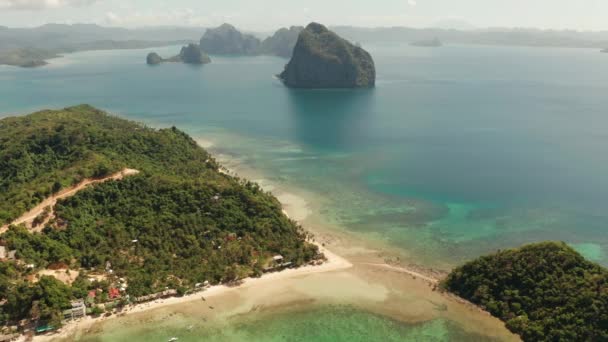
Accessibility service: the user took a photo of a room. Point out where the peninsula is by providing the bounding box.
[0,105,321,335]
[442,242,608,341]
[147,43,211,65]
[278,22,376,88]
[0,48,59,67]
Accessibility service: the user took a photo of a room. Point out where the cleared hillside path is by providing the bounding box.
[1,168,139,233]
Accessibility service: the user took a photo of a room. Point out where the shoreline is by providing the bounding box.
[30,241,351,342]
[28,138,517,342]
[28,162,352,342]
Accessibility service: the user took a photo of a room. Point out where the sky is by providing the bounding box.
[0,0,607,31]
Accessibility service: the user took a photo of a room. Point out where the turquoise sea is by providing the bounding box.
[77,305,500,342]
[1,43,607,340]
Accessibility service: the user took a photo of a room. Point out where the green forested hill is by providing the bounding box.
[442,242,608,341]
[0,105,214,223]
[0,105,319,325]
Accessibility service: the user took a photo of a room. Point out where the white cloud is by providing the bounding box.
[408,0,417,6]
[0,0,98,10]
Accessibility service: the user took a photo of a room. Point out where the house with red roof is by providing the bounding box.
[109,288,121,299]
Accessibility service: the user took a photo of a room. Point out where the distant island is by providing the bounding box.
[279,23,375,88]
[442,242,608,341]
[410,38,442,47]
[197,24,302,58]
[200,23,261,55]
[0,47,59,67]
[0,40,189,68]
[0,23,202,67]
[2,23,608,68]
[602,48,608,53]
[0,105,321,332]
[147,43,211,65]
[259,26,303,58]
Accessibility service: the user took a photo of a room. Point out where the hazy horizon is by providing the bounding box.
[1,0,607,32]
[4,22,608,34]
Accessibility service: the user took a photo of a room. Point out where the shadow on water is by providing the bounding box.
[284,87,376,150]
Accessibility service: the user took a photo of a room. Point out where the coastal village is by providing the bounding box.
[0,244,299,341]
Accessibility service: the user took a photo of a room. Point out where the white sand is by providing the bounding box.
[31,241,351,342]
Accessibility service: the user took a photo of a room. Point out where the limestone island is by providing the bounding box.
[410,38,442,47]
[146,43,211,65]
[200,23,260,55]
[602,48,608,53]
[278,22,376,88]
[195,24,302,58]
[259,26,303,58]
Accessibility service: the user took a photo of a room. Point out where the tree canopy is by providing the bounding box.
[0,105,319,324]
[442,242,608,341]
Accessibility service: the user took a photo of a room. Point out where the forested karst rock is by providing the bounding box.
[442,242,608,341]
[146,52,163,65]
[200,23,260,55]
[145,44,210,65]
[279,23,375,88]
[259,26,303,58]
[179,43,211,64]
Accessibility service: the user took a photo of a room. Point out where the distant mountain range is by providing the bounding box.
[0,24,201,67]
[2,23,607,67]
[332,26,608,49]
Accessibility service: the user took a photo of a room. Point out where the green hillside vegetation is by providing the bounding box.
[442,242,608,341]
[0,105,319,326]
[146,44,211,65]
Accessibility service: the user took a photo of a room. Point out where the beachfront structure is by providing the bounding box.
[272,255,284,263]
[109,288,121,299]
[263,255,293,272]
[134,289,177,303]
[63,299,86,321]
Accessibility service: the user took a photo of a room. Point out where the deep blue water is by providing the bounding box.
[1,43,607,266]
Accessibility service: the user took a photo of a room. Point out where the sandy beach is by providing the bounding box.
[27,142,518,342]
[29,239,351,342]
